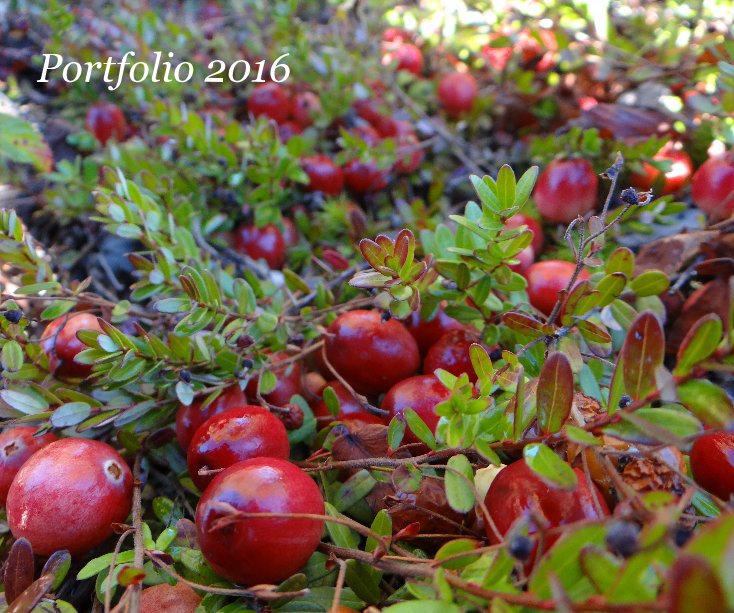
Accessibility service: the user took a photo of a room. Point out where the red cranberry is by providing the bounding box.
[246,83,290,123]
[290,91,321,128]
[282,217,299,247]
[196,457,324,585]
[382,374,452,444]
[312,380,385,426]
[534,158,598,223]
[141,583,201,613]
[301,155,344,196]
[423,330,481,381]
[509,245,535,275]
[690,431,734,501]
[245,353,302,406]
[7,438,133,556]
[503,213,544,254]
[383,43,423,75]
[343,159,388,194]
[233,223,287,269]
[629,142,693,196]
[691,154,734,220]
[393,122,423,175]
[350,124,381,147]
[278,121,303,141]
[405,307,464,355]
[187,405,290,490]
[483,459,609,555]
[85,102,127,145]
[175,385,246,450]
[437,72,479,117]
[324,310,420,395]
[41,313,104,380]
[0,427,57,505]
[525,260,590,317]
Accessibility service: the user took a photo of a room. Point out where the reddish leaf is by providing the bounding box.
[4,538,35,605]
[576,319,612,344]
[620,312,665,401]
[359,238,387,269]
[117,565,147,587]
[562,280,593,323]
[537,352,574,434]
[502,312,548,338]
[322,248,350,271]
[668,555,727,613]
[7,574,54,613]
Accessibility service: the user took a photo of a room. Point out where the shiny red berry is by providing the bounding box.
[187,405,290,490]
[525,260,590,317]
[245,353,302,407]
[405,306,463,355]
[301,155,344,196]
[41,313,104,380]
[175,385,247,451]
[196,457,324,585]
[383,43,423,75]
[535,158,598,223]
[312,380,386,427]
[437,72,479,117]
[629,142,693,196]
[343,159,388,194]
[247,82,290,123]
[483,459,609,550]
[423,330,481,381]
[290,91,321,128]
[503,213,544,254]
[691,154,734,220]
[690,431,734,501]
[324,310,420,395]
[0,427,57,505]
[382,374,452,444]
[7,438,133,556]
[141,582,201,613]
[233,223,287,269]
[85,102,127,145]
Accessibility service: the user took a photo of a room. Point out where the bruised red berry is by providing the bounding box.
[483,459,609,554]
[629,142,693,196]
[535,158,598,223]
[196,457,324,585]
[233,223,287,269]
[423,329,481,381]
[245,353,302,406]
[437,72,479,117]
[175,385,247,451]
[689,431,734,501]
[41,313,104,380]
[187,405,290,490]
[525,260,590,317]
[141,582,201,613]
[7,438,133,556]
[382,375,452,445]
[301,155,344,196]
[247,82,290,123]
[290,91,321,128]
[324,310,420,395]
[405,306,464,355]
[312,380,385,427]
[0,427,57,505]
[85,102,127,145]
[691,154,734,220]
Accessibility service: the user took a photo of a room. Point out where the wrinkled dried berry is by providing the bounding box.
[507,534,534,561]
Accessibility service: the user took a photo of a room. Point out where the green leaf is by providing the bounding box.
[605,246,635,277]
[674,314,723,376]
[51,402,92,428]
[324,502,359,549]
[564,425,602,446]
[403,407,437,449]
[382,602,462,613]
[445,454,475,513]
[1,341,24,372]
[630,270,670,297]
[366,510,392,554]
[677,380,734,429]
[0,113,53,171]
[594,273,628,307]
[155,297,194,313]
[523,443,578,490]
[603,407,701,445]
[514,166,539,208]
[496,164,516,209]
[77,551,135,580]
[335,470,377,512]
[40,301,76,321]
[387,416,405,450]
[0,389,49,414]
[434,538,481,570]
[536,352,574,435]
[470,175,501,213]
[668,555,727,613]
[620,312,665,400]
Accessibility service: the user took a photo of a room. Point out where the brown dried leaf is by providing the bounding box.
[4,538,34,605]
